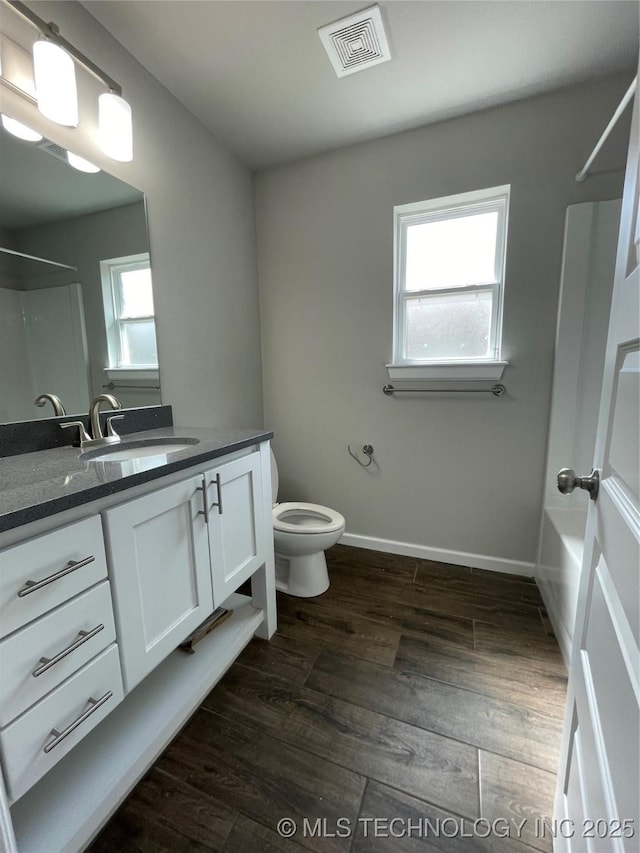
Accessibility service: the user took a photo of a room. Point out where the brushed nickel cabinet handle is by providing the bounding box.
[43,691,113,753]
[17,555,96,598]
[209,473,223,515]
[32,624,105,678]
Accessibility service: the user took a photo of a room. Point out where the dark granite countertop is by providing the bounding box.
[0,426,272,533]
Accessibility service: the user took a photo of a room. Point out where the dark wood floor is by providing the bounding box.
[90,545,567,852]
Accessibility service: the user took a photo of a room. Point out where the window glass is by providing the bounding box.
[119,268,154,317]
[405,211,498,291]
[120,320,158,367]
[405,290,493,360]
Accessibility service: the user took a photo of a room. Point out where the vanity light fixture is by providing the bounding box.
[99,92,133,162]
[67,151,100,173]
[0,113,42,141]
[1,0,134,161]
[33,38,78,126]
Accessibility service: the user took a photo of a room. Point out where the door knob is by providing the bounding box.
[557,468,600,501]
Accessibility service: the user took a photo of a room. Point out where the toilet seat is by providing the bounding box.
[273,502,345,535]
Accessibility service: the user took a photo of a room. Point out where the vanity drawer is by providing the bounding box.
[0,515,108,638]
[0,582,116,726]
[0,644,123,803]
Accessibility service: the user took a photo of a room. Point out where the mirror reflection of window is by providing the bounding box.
[100,253,158,369]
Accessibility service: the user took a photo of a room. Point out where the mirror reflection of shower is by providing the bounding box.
[0,274,90,422]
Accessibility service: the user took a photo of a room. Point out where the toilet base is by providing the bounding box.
[275,550,330,598]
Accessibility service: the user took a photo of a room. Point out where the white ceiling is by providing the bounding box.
[82,1,639,170]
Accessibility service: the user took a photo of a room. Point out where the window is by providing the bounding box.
[100,253,158,370]
[390,185,509,380]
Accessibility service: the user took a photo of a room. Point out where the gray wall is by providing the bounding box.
[256,74,631,568]
[5,1,263,430]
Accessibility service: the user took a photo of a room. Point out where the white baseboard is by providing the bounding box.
[339,532,535,578]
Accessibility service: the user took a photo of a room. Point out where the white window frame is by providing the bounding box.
[100,252,158,373]
[388,185,510,381]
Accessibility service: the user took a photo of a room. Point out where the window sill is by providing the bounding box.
[105,368,160,382]
[386,361,508,382]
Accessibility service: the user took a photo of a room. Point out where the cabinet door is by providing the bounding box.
[205,453,269,606]
[103,475,213,691]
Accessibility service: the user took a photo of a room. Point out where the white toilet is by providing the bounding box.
[271,451,345,597]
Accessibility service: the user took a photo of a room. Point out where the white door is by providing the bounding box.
[554,92,639,850]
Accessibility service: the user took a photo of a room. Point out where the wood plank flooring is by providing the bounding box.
[90,544,567,853]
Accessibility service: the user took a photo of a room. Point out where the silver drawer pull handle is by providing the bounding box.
[43,691,113,754]
[209,473,223,515]
[32,624,105,678]
[17,555,95,598]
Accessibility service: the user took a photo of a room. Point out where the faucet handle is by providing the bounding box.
[106,414,125,438]
[60,421,92,447]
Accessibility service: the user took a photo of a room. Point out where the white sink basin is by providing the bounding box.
[82,437,200,463]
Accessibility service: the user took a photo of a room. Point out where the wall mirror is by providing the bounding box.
[0,127,161,424]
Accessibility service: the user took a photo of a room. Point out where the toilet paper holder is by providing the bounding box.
[347,444,374,467]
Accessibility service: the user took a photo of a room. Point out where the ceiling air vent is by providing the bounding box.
[318,5,391,78]
[37,139,68,164]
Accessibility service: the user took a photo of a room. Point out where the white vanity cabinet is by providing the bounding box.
[103,473,214,691]
[0,437,276,853]
[204,451,269,606]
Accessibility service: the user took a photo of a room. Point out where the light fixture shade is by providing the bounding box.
[67,151,100,173]
[33,40,78,126]
[1,114,43,142]
[99,92,133,162]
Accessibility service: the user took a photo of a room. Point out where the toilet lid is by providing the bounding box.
[273,502,345,535]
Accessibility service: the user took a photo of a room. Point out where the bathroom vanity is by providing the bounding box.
[0,424,275,851]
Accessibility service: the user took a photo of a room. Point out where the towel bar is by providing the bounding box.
[383,383,506,397]
[102,382,161,391]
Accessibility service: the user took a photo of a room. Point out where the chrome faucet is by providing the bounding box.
[89,394,123,441]
[34,393,66,417]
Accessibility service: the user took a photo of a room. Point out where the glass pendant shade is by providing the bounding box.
[1,114,43,141]
[67,151,100,173]
[33,40,78,126]
[99,92,133,162]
